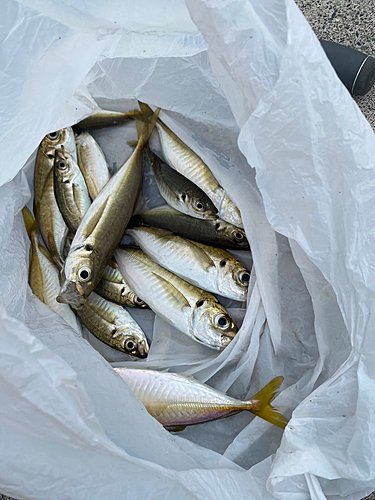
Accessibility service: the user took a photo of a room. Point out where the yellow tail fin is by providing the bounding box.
[248,376,288,429]
[22,206,37,239]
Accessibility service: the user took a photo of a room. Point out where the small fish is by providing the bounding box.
[139,103,243,228]
[128,226,250,301]
[114,368,288,430]
[96,264,148,308]
[144,146,217,220]
[75,107,144,130]
[75,131,110,199]
[115,247,238,349]
[22,207,81,334]
[72,291,149,357]
[53,149,91,233]
[57,109,160,309]
[34,128,77,208]
[38,169,68,268]
[130,206,250,250]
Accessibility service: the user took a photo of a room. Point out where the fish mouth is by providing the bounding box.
[220,334,235,347]
[56,280,86,309]
[136,341,148,359]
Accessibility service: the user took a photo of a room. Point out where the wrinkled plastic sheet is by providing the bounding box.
[1,0,375,499]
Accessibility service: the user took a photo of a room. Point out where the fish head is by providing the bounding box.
[57,245,99,308]
[216,258,250,300]
[54,148,75,184]
[126,291,149,308]
[41,128,74,150]
[191,299,238,349]
[113,325,149,358]
[179,190,218,219]
[219,195,243,228]
[220,222,249,249]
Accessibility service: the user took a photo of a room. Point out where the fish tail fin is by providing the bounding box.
[135,105,160,151]
[138,102,154,116]
[22,206,37,239]
[246,376,288,429]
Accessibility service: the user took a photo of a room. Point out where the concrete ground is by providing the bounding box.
[1,1,375,499]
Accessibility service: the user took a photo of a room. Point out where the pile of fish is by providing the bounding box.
[23,102,288,432]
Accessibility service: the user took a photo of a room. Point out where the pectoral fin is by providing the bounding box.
[151,272,190,311]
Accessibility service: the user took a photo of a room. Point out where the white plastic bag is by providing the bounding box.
[1,0,375,499]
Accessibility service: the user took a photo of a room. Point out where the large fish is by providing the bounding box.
[57,109,160,308]
[130,206,250,250]
[115,247,238,349]
[75,131,110,200]
[72,291,149,358]
[96,264,148,308]
[75,107,144,130]
[144,146,217,220]
[140,103,243,228]
[22,207,81,334]
[114,368,288,430]
[128,226,250,301]
[53,149,91,233]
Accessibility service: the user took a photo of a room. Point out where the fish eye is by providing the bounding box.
[134,296,145,306]
[78,266,91,282]
[124,339,135,351]
[194,200,206,212]
[232,230,244,241]
[47,131,58,139]
[58,161,67,170]
[215,315,231,330]
[219,259,227,267]
[238,270,250,285]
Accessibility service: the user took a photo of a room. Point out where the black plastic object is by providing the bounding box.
[320,40,375,96]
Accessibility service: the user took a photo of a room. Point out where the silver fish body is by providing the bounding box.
[38,169,68,268]
[76,108,143,130]
[75,131,110,199]
[153,118,243,228]
[144,147,217,220]
[53,149,91,233]
[128,227,250,301]
[115,247,238,349]
[73,292,149,357]
[130,206,250,250]
[34,127,77,208]
[96,265,148,308]
[22,207,81,334]
[114,368,288,429]
[58,110,160,308]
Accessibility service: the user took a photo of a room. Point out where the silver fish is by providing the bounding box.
[38,169,68,268]
[114,368,288,430]
[72,291,149,357]
[140,103,243,228]
[22,207,81,334]
[53,149,91,233]
[144,146,217,220]
[127,226,250,300]
[76,108,143,130]
[75,131,110,200]
[115,247,238,349]
[130,206,250,250]
[57,109,160,308]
